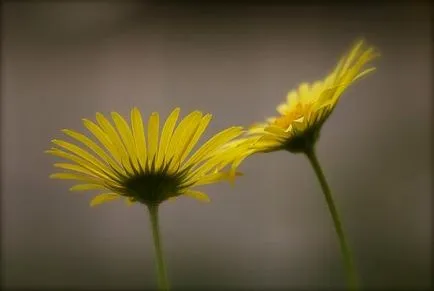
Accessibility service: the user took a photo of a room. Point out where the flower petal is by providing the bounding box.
[111,112,140,172]
[124,197,136,206]
[179,113,212,163]
[49,173,100,183]
[62,129,123,174]
[183,190,210,202]
[156,108,180,168]
[194,171,243,186]
[47,148,117,182]
[165,111,203,170]
[82,118,124,168]
[276,103,289,115]
[54,163,100,178]
[51,140,109,174]
[96,113,133,174]
[147,112,160,168]
[183,126,243,169]
[70,184,106,191]
[131,107,147,171]
[90,193,120,207]
[353,67,376,82]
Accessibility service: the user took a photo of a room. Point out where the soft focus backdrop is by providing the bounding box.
[1,2,431,290]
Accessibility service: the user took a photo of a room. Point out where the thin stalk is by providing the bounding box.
[148,204,170,291]
[305,147,358,290]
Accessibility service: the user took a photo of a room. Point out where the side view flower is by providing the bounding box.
[247,39,379,154]
[235,40,379,290]
[46,107,247,291]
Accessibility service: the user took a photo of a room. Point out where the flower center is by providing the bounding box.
[123,172,186,205]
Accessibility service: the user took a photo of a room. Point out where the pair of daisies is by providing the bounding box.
[47,40,379,208]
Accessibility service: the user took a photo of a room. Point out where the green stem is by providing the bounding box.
[305,147,358,290]
[147,204,170,291]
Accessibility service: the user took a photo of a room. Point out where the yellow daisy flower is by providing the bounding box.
[46,107,249,290]
[228,40,380,290]
[46,107,246,207]
[247,40,379,154]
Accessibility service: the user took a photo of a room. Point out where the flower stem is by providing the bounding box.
[147,204,170,291]
[304,147,358,290]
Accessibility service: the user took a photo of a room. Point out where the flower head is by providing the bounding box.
[246,40,379,154]
[46,108,247,206]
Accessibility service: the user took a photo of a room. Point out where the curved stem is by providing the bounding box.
[305,147,358,290]
[147,204,170,291]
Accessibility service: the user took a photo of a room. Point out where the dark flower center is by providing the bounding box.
[283,128,320,154]
[123,172,186,205]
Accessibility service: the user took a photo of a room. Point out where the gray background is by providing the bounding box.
[2,2,431,290]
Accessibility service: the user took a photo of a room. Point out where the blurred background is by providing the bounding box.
[1,1,431,290]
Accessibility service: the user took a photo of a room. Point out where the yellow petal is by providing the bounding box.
[47,148,117,182]
[186,140,249,181]
[334,47,378,98]
[95,113,128,159]
[339,39,365,76]
[222,136,260,151]
[62,129,123,174]
[90,193,120,207]
[310,81,324,102]
[111,112,140,172]
[248,123,267,134]
[286,90,298,108]
[183,190,210,202]
[353,67,376,82]
[291,120,306,132]
[179,113,212,163]
[95,113,133,174]
[165,111,202,169]
[156,108,180,168]
[332,56,346,81]
[49,173,100,183]
[147,112,160,168]
[263,125,289,137]
[54,163,99,178]
[266,117,276,124]
[131,107,147,171]
[183,126,243,169]
[251,137,282,153]
[194,171,243,186]
[276,103,289,115]
[323,72,337,89]
[124,197,135,206]
[82,118,124,167]
[51,140,110,175]
[70,184,106,191]
[297,83,310,101]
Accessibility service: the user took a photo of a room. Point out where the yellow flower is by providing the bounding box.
[46,107,246,207]
[246,40,379,154]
